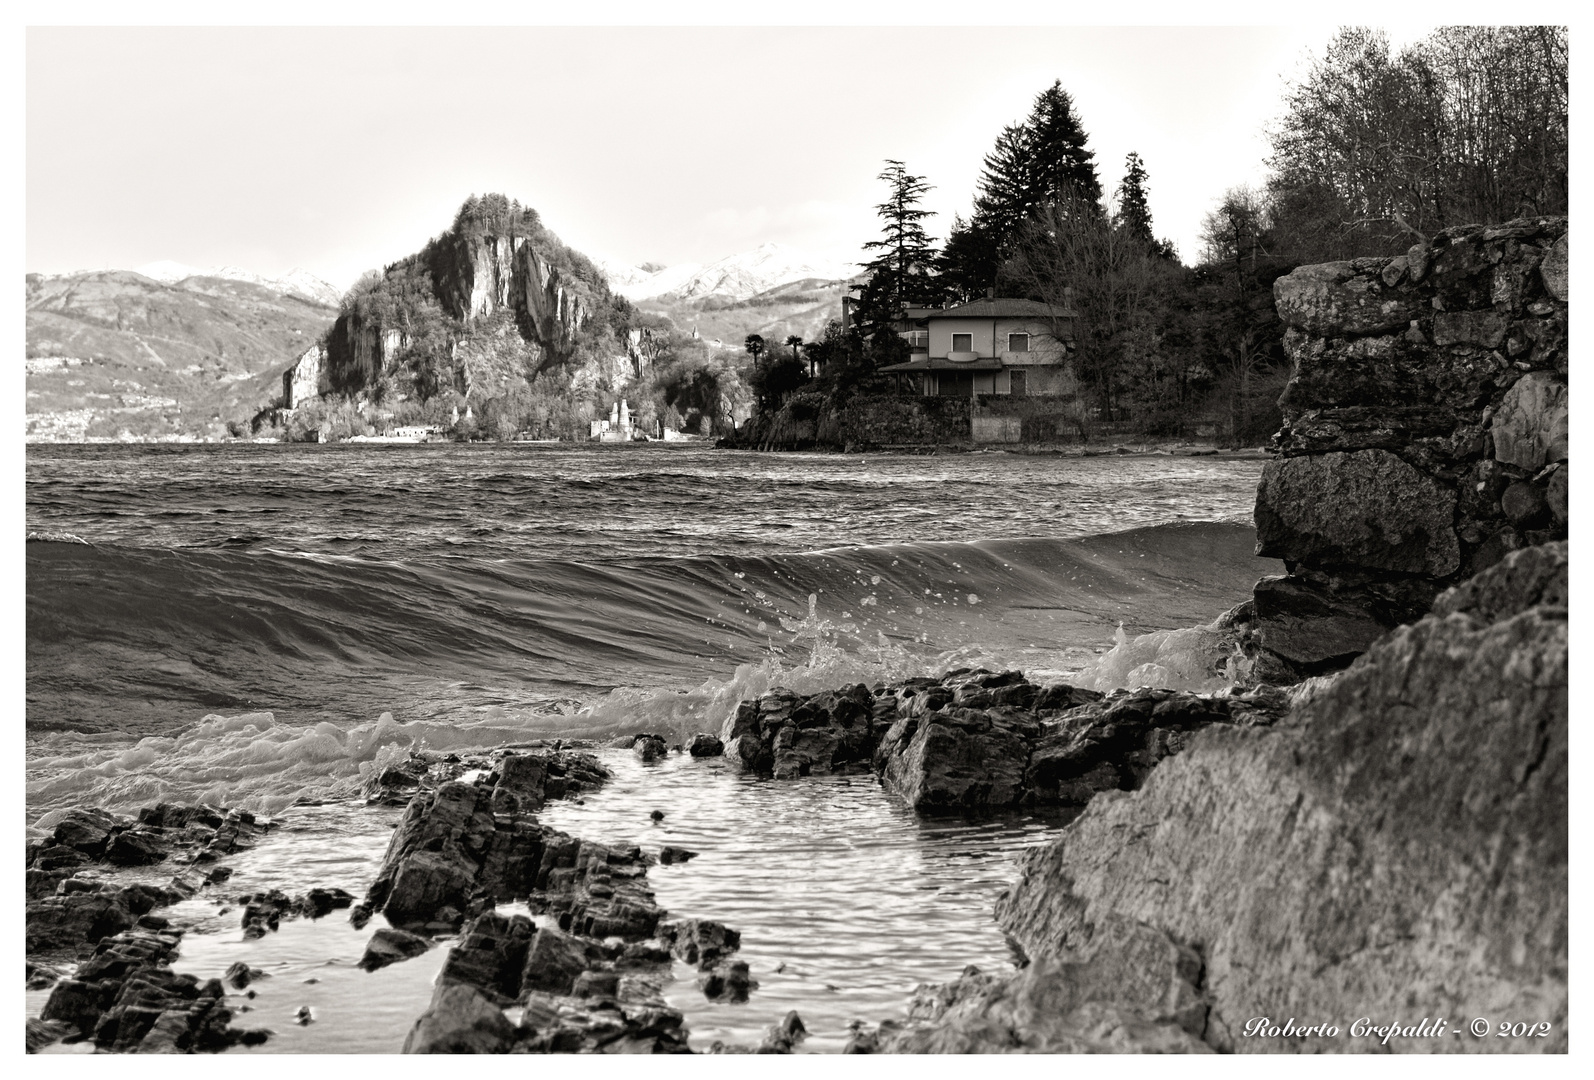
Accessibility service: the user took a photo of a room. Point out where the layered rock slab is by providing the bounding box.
[1254,216,1568,675]
[983,544,1567,1053]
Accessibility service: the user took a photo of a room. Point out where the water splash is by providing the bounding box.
[1073,618,1251,694]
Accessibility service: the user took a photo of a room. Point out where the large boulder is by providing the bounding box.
[1255,449,1460,575]
[1490,371,1569,471]
[868,926,1212,1054]
[1273,260,1426,337]
[358,927,433,971]
[987,549,1567,1053]
[402,982,517,1054]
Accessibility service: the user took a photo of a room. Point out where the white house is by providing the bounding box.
[878,298,1075,397]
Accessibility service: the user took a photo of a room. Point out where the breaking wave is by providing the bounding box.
[25,520,1277,819]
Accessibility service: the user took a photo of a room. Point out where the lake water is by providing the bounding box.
[25,442,1271,1052]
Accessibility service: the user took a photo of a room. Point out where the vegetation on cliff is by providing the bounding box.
[267,194,755,442]
[745,25,1567,452]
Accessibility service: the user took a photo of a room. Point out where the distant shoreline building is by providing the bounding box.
[876,298,1076,397]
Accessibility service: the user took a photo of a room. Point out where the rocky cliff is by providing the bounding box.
[1250,217,1567,676]
[318,195,628,404]
[864,542,1566,1054]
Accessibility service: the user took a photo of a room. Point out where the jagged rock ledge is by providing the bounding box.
[849,542,1567,1053]
[717,670,1291,813]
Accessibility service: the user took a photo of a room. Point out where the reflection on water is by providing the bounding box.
[537,750,1074,1053]
[30,752,1073,1054]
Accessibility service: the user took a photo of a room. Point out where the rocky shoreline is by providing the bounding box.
[27,533,1565,1055]
[24,221,1570,1054]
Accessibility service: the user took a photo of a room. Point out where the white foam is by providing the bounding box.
[1072,620,1250,694]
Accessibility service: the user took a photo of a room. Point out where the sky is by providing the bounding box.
[27,21,1452,290]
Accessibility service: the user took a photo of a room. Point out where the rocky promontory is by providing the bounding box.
[1250,216,1567,677]
[853,542,1566,1053]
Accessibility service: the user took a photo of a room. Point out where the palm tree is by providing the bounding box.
[785,334,805,375]
[744,334,765,366]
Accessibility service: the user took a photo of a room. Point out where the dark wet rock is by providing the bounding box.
[1252,218,1567,677]
[572,970,621,999]
[633,734,670,762]
[870,946,1211,1053]
[204,867,233,885]
[723,682,886,779]
[758,1010,807,1054]
[27,960,66,991]
[26,880,182,955]
[39,928,267,1053]
[296,886,355,919]
[605,734,638,750]
[649,809,665,822]
[403,982,518,1054]
[294,1005,314,1025]
[977,557,1567,1053]
[487,752,549,815]
[439,910,535,1002]
[658,918,741,969]
[520,926,600,996]
[222,962,264,990]
[362,752,613,931]
[699,959,756,1003]
[103,830,169,867]
[687,732,724,757]
[47,807,121,855]
[359,927,434,971]
[136,803,225,831]
[239,889,293,939]
[26,1017,74,1054]
[726,670,1285,815]
[658,846,697,866]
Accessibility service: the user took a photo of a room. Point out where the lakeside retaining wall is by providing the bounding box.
[1250,216,1568,675]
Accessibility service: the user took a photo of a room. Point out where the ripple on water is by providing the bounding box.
[537,750,1076,1053]
[30,752,1074,1054]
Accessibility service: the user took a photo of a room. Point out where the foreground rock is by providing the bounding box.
[1253,217,1568,676]
[723,670,1289,812]
[883,543,1565,1053]
[363,755,749,1053]
[34,928,269,1053]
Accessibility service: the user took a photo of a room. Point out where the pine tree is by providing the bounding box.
[1024,81,1101,207]
[1116,152,1155,248]
[949,81,1104,296]
[859,160,938,317]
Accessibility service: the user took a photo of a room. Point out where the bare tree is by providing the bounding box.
[1007,196,1165,421]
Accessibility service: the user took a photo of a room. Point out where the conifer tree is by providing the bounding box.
[941,81,1104,297]
[859,160,938,317]
[1116,152,1155,248]
[1024,81,1101,207]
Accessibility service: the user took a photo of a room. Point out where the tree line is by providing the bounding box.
[773,26,1566,446]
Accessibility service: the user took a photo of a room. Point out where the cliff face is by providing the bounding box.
[1252,217,1567,674]
[317,199,615,402]
[878,542,1566,1054]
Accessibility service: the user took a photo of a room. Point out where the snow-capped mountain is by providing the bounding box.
[134,261,343,307]
[601,242,861,303]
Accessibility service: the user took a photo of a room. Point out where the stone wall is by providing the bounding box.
[1250,216,1567,675]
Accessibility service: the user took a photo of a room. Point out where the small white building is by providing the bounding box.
[878,298,1075,397]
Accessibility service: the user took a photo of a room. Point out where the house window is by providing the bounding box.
[1008,333,1030,353]
[900,330,929,349]
[951,333,973,352]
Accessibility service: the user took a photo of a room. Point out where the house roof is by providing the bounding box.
[934,298,1074,320]
[878,356,1006,373]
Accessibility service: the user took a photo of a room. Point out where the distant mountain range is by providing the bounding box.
[25,268,337,441]
[598,242,861,303]
[132,261,344,307]
[23,235,865,441]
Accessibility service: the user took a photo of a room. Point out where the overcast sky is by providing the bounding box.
[28,22,1449,288]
